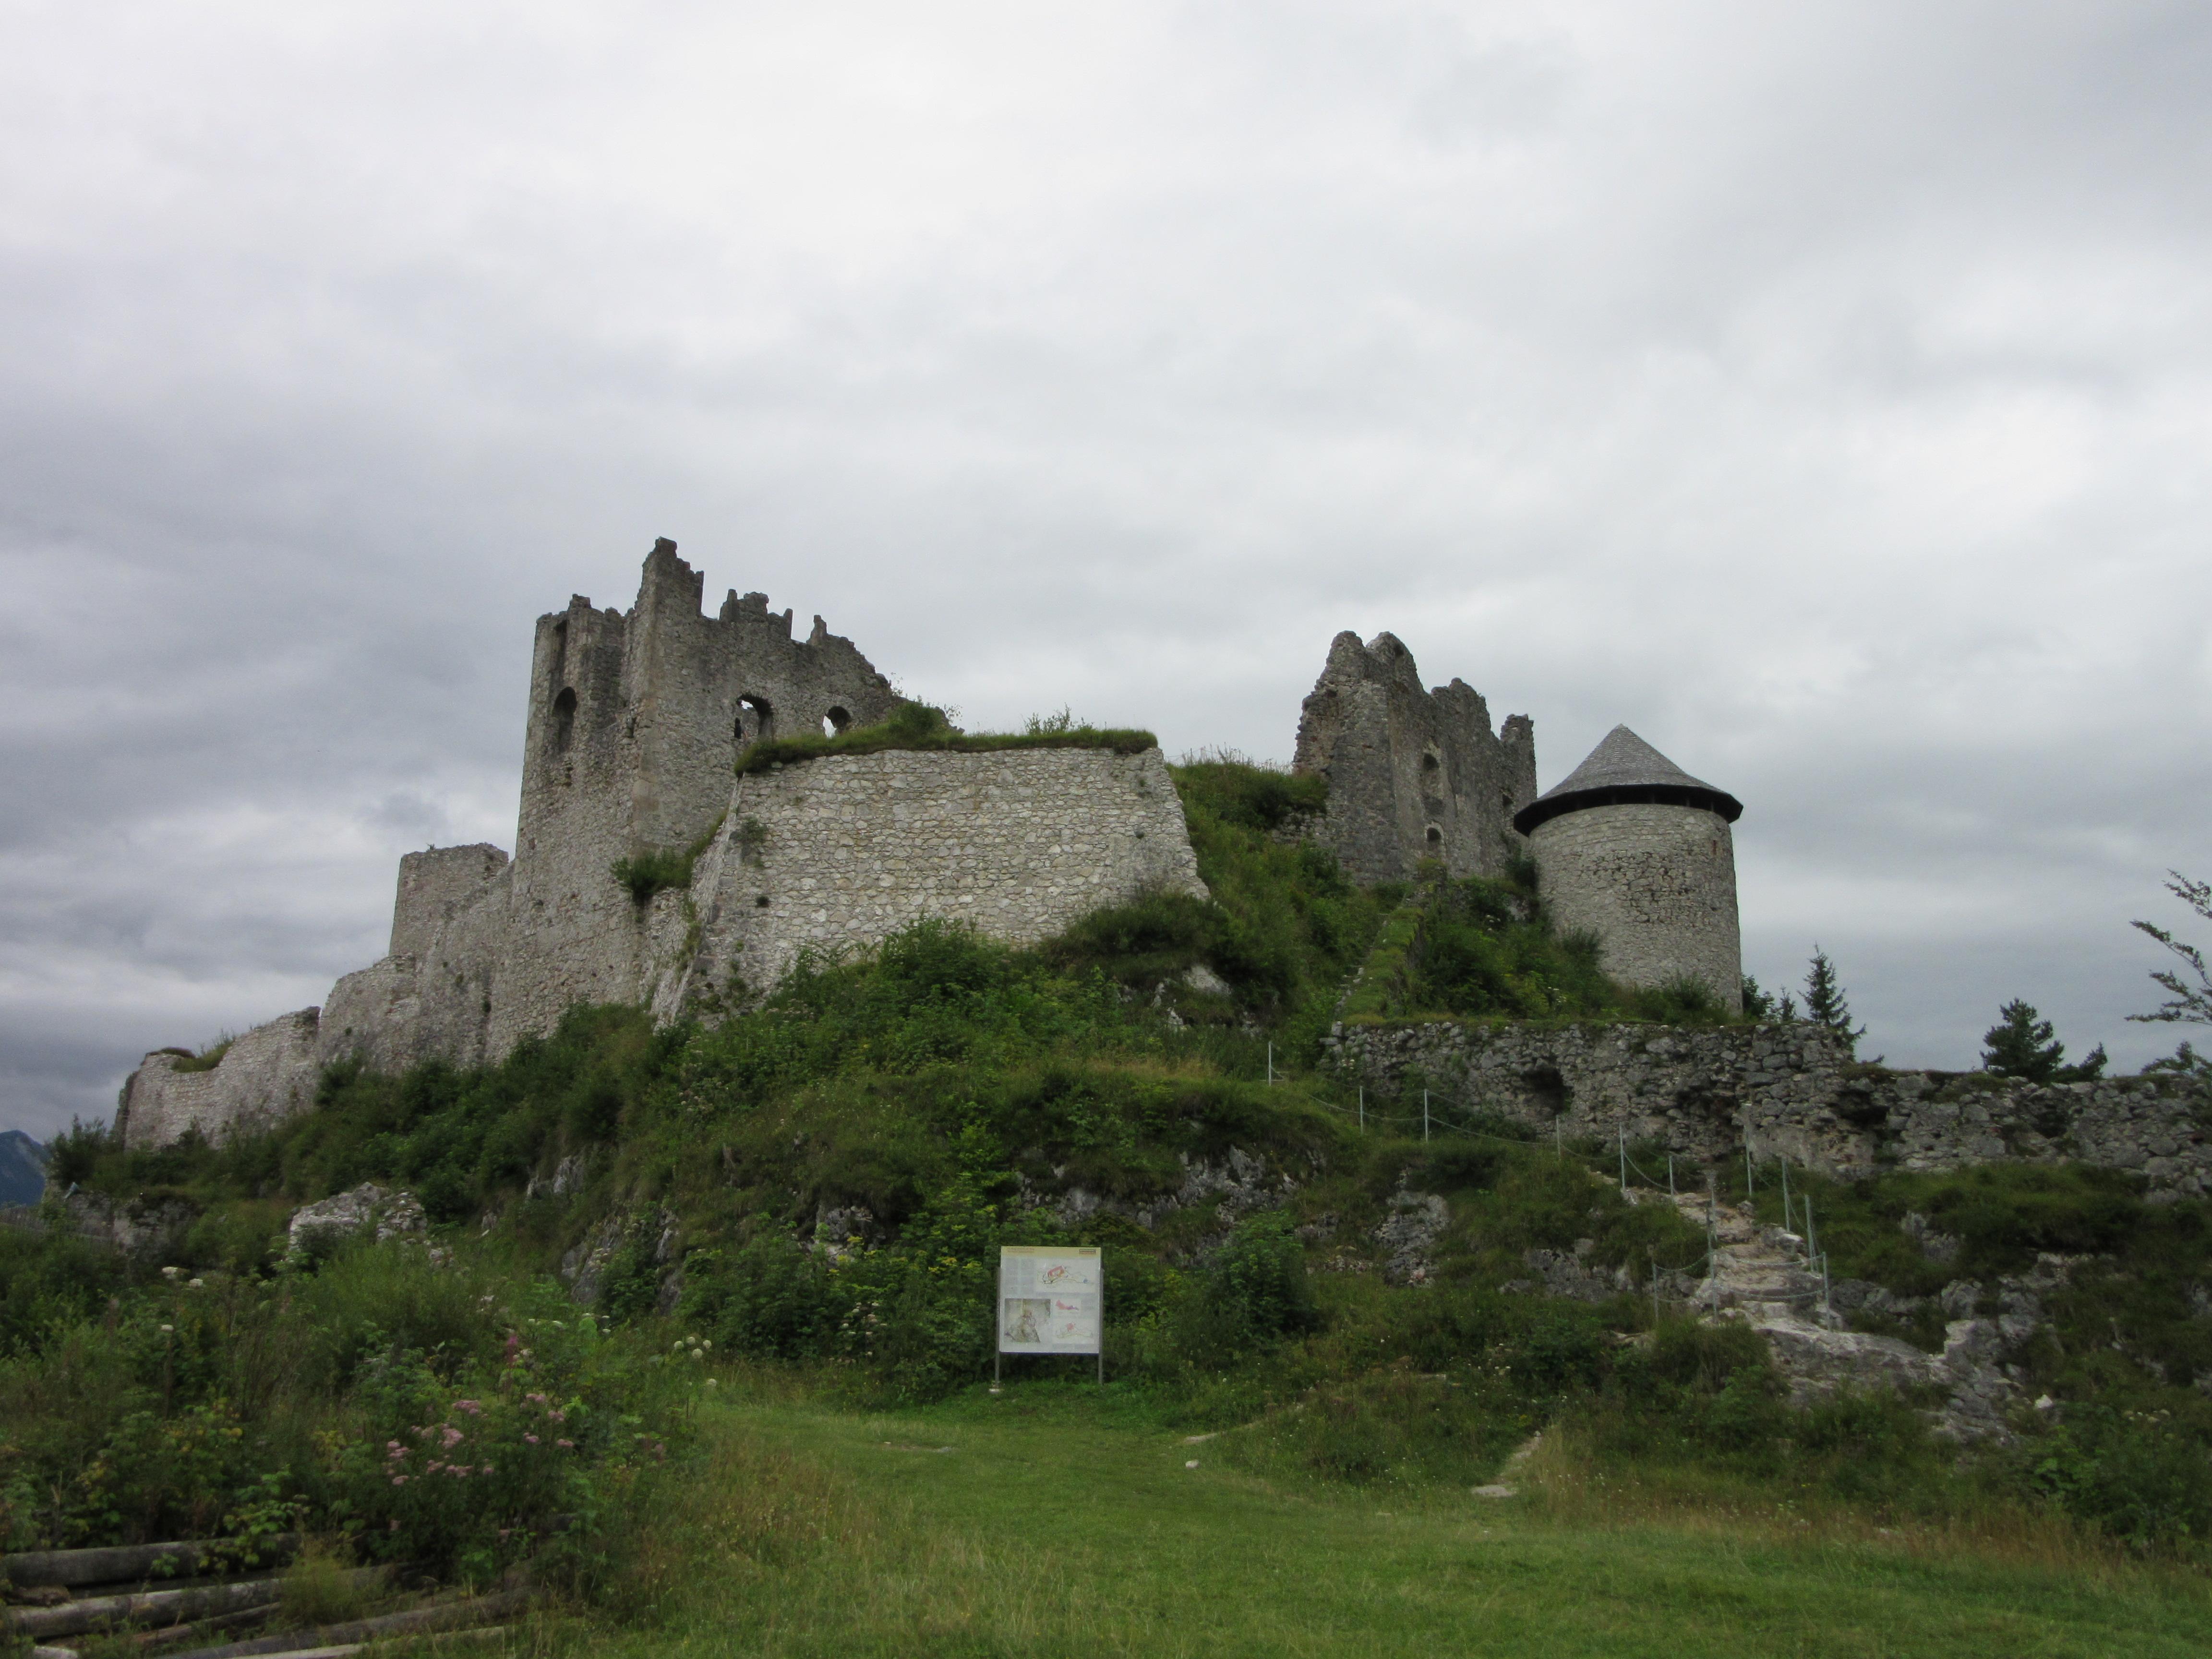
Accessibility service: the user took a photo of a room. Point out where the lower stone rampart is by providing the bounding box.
[121,745,1208,1149]
[1327,1019,2212,1196]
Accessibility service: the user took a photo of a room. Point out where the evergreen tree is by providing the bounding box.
[1741,975,1774,1021]
[2131,870,2212,1028]
[1981,998,2107,1083]
[1803,947,1866,1052]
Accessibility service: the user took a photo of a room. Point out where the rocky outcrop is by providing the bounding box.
[286,1184,426,1258]
[1373,1191,1450,1285]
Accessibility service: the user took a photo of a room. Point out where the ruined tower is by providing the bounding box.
[1292,631,1537,884]
[1513,726,1743,1010]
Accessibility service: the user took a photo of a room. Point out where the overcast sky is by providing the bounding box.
[3,1,2209,1141]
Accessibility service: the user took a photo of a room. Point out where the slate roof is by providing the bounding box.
[1511,725,1742,835]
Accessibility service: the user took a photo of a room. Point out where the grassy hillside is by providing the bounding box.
[8,760,2212,1653]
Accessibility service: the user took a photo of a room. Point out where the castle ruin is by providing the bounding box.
[116,545,1755,1155]
[1292,631,1538,884]
[117,541,1208,1148]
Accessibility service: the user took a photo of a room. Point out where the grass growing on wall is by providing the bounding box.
[168,1034,237,1073]
[611,813,726,905]
[736,700,1157,776]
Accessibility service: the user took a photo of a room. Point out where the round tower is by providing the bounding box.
[1512,726,1744,1012]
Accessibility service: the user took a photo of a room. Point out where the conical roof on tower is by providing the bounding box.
[1511,725,1742,835]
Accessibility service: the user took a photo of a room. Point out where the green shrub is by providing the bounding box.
[680,1236,836,1360]
[611,813,725,905]
[2028,1406,2212,1551]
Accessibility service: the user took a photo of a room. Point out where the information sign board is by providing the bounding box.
[997,1245,1102,1356]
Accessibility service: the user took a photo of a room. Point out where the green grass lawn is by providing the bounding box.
[570,1379,2212,1659]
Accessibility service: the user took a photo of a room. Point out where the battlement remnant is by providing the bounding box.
[1292,631,1537,884]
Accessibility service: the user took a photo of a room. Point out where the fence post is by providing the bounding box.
[1668,1154,1676,1199]
[1266,1043,1273,1086]
[1618,1127,1627,1196]
[1706,1173,1719,1310]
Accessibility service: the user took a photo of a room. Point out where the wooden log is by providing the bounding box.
[131,1603,278,1650]
[166,1589,529,1659]
[2,1537,300,1591]
[2,1570,383,1641]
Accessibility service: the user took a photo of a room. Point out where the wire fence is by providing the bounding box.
[1291,1081,1845,1317]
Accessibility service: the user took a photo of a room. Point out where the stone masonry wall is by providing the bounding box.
[658,745,1209,1010]
[117,1010,323,1150]
[1529,802,1742,1011]
[390,844,509,958]
[1328,1019,2212,1196]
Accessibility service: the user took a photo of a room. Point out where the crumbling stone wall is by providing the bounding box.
[117,1010,322,1150]
[389,844,508,958]
[1293,631,1536,885]
[657,745,1208,1010]
[1528,803,1742,1010]
[1328,1019,2212,1196]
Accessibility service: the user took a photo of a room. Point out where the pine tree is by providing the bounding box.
[1982,998,2106,1083]
[1803,947,1857,1036]
[1803,948,1867,1053]
[1982,999,2064,1081]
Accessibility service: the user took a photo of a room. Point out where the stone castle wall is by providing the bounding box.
[390,844,509,958]
[117,1010,323,1150]
[658,746,1208,1010]
[1328,1019,2212,1196]
[1529,803,1742,1010]
[1293,631,1536,885]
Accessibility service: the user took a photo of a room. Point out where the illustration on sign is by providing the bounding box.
[997,1246,1102,1356]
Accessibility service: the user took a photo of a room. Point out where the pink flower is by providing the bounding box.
[555,1438,574,1450]
[392,1476,407,1486]
[547,1410,566,1424]
[524,1434,539,1444]
[441,1426,464,1448]
[453,1399,483,1416]
[525,1393,547,1406]
[481,1465,494,1475]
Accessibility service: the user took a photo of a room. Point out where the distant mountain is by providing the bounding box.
[0,1130,47,1206]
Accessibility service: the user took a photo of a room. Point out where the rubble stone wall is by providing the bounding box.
[1328,1018,2212,1195]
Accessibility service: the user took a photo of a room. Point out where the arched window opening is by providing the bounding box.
[823,706,852,737]
[736,695,775,746]
[551,687,577,755]
[1425,824,1443,846]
